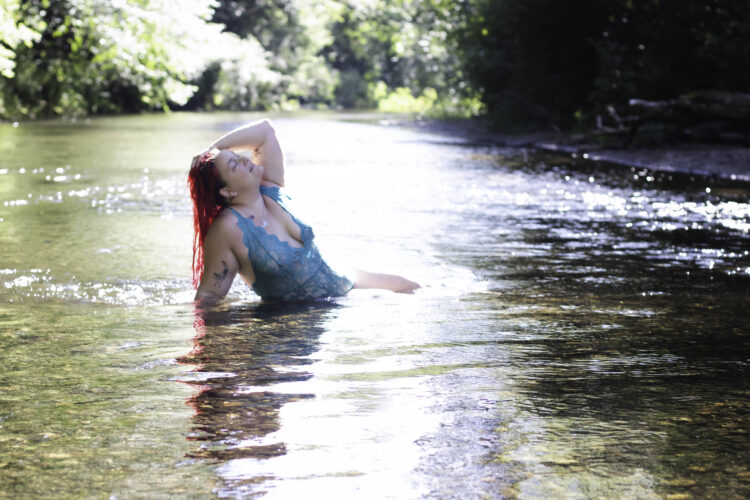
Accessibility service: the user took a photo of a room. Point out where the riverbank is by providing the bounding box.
[377,115,750,183]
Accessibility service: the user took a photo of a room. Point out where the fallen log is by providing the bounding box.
[629,90,750,122]
[589,90,750,146]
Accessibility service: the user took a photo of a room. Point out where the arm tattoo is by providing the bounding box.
[212,260,229,288]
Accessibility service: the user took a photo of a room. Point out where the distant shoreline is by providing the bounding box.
[379,115,750,184]
[5,110,749,183]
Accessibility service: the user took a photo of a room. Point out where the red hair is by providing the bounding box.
[187,149,226,288]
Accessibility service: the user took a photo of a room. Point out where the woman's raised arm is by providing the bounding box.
[208,119,285,186]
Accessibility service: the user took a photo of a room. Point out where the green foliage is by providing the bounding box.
[1,0,747,126]
[0,0,284,119]
[2,0,209,118]
[374,83,483,118]
[591,0,750,115]
[451,0,609,130]
[212,0,308,67]
[209,0,339,108]
[0,0,42,78]
[453,0,750,130]
[0,0,42,116]
[377,86,436,114]
[320,0,479,116]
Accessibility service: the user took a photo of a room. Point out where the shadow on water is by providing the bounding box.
[175,301,342,489]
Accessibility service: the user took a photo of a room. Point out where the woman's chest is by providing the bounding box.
[264,202,304,248]
[232,210,309,271]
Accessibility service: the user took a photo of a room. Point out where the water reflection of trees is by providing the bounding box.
[177,301,340,462]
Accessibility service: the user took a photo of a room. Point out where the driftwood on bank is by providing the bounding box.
[629,90,750,122]
[593,90,750,146]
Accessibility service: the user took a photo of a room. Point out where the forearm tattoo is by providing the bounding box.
[212,260,228,288]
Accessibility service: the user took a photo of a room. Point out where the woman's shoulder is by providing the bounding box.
[207,209,242,239]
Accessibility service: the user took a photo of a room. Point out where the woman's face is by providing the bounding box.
[214,150,264,195]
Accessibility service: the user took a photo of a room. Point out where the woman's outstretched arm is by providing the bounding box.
[350,268,420,293]
[201,119,286,186]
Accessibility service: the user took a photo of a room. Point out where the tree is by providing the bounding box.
[1,0,283,118]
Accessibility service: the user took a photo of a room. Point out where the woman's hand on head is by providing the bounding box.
[191,153,203,170]
[191,150,210,170]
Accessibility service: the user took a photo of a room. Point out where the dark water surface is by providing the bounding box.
[1,112,749,498]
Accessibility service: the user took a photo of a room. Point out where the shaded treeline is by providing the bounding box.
[1,0,748,130]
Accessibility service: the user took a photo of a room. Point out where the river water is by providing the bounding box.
[1,112,748,499]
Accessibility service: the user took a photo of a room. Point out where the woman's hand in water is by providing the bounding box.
[395,278,421,293]
[350,268,421,293]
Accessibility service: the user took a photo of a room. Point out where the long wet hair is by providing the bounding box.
[187,148,226,288]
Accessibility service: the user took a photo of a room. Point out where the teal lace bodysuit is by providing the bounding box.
[228,185,354,302]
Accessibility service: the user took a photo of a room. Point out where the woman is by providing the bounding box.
[188,119,420,303]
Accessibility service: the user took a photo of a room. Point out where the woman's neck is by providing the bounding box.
[228,187,267,219]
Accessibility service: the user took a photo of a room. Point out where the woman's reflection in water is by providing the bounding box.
[178,301,341,463]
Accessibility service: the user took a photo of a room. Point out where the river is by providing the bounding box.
[1,111,749,498]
